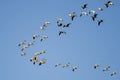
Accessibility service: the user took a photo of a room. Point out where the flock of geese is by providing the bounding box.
[17,0,118,78]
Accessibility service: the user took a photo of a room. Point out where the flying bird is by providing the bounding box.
[103,66,110,71]
[21,52,26,56]
[28,41,35,46]
[94,64,100,69]
[34,52,40,56]
[98,19,103,26]
[40,21,51,30]
[40,35,48,41]
[57,18,63,23]
[59,31,66,36]
[68,12,77,21]
[18,40,26,46]
[82,4,87,9]
[40,24,46,30]
[111,71,117,76]
[44,21,51,25]
[105,1,113,8]
[40,50,46,54]
[80,12,88,17]
[39,59,46,65]
[33,58,39,64]
[91,13,98,21]
[55,62,61,67]
[63,63,70,68]
[30,56,36,61]
[57,23,63,27]
[21,45,29,51]
[72,66,78,72]
[63,23,71,28]
[89,10,96,14]
[98,8,104,11]
[33,34,39,39]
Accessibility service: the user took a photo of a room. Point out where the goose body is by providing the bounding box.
[72,66,78,72]
[94,64,100,69]
[59,31,66,36]
[55,63,61,67]
[28,41,35,46]
[80,12,88,17]
[21,52,26,56]
[39,59,46,65]
[18,40,26,46]
[111,71,117,76]
[40,35,48,41]
[98,19,103,26]
[82,4,87,9]
[103,66,110,71]
[68,12,77,21]
[33,34,39,39]
[63,63,70,68]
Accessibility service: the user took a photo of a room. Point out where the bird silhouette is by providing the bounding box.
[32,34,39,39]
[39,59,46,65]
[111,71,117,76]
[105,1,113,8]
[68,12,77,21]
[98,8,104,11]
[72,66,78,72]
[103,66,110,71]
[98,19,103,26]
[63,23,71,28]
[94,64,100,69]
[55,62,61,67]
[80,12,88,17]
[82,4,87,9]
[18,40,26,46]
[59,31,66,36]
[63,63,70,68]
[40,35,48,41]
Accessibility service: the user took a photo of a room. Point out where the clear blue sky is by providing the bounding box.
[0,0,120,80]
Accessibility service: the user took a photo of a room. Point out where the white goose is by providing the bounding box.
[98,8,104,11]
[40,24,46,30]
[105,1,113,8]
[72,66,78,72]
[89,10,96,14]
[28,41,35,46]
[18,40,26,46]
[103,66,110,71]
[44,21,51,25]
[21,52,26,56]
[21,45,29,51]
[34,52,40,56]
[40,50,46,54]
[32,34,39,39]
[63,62,70,68]
[40,35,48,41]
[57,18,63,23]
[111,71,117,76]
[39,59,46,65]
[80,12,88,17]
[55,62,61,67]
[94,64,100,69]
[68,12,77,21]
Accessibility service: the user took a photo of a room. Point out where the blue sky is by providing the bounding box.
[0,0,120,80]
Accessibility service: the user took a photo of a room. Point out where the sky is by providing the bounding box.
[0,0,120,80]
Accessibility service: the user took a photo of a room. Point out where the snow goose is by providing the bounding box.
[40,35,48,42]
[59,31,66,36]
[103,66,110,71]
[82,4,87,9]
[94,64,100,69]
[68,12,77,21]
